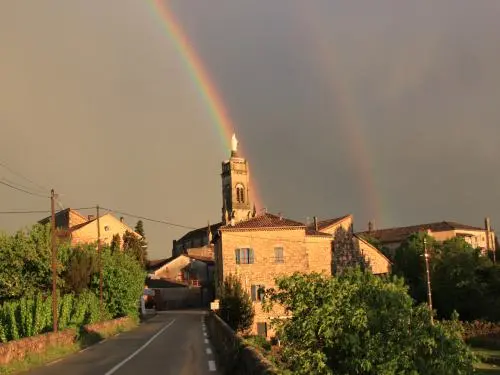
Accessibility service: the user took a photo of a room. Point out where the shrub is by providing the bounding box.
[219,274,255,333]
[0,291,105,343]
[91,248,145,318]
[264,270,476,375]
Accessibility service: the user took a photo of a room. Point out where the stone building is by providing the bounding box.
[39,208,141,248]
[171,134,390,337]
[357,219,496,257]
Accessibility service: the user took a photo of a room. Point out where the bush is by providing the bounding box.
[91,248,145,318]
[264,269,476,375]
[218,274,255,333]
[0,291,104,343]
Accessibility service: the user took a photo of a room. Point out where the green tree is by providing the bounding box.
[392,231,436,303]
[91,247,145,318]
[219,274,255,333]
[110,233,121,253]
[0,224,70,301]
[264,270,476,375]
[122,231,146,268]
[63,245,97,294]
[134,220,145,237]
[332,227,371,276]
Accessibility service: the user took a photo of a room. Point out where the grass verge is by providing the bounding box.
[473,346,500,374]
[0,317,139,375]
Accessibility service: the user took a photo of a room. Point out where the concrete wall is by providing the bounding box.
[206,312,278,375]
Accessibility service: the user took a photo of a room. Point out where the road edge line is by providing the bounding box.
[104,319,176,375]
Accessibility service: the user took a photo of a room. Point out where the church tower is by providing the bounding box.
[221,134,254,224]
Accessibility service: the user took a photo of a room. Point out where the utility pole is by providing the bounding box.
[96,205,103,320]
[423,238,434,325]
[50,189,58,332]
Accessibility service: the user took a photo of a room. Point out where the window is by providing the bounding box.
[274,247,284,263]
[104,225,110,232]
[257,322,268,337]
[235,248,254,264]
[236,184,245,203]
[251,285,265,302]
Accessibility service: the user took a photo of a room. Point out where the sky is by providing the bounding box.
[1,1,500,259]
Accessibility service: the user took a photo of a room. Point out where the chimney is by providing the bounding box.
[313,216,318,231]
[120,216,124,223]
[485,217,491,250]
[88,215,95,221]
[278,212,283,220]
[230,218,235,226]
[368,221,374,232]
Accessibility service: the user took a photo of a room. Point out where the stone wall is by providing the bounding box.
[206,311,277,375]
[0,328,76,365]
[83,316,134,335]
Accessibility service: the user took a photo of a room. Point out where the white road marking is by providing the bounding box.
[208,360,217,372]
[104,319,176,375]
[204,338,209,344]
[203,332,207,336]
[47,359,62,366]
[206,348,212,355]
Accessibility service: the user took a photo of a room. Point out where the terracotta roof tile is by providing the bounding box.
[305,228,332,237]
[315,215,352,230]
[357,221,486,244]
[221,213,305,231]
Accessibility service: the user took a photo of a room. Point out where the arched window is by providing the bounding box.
[236,184,245,203]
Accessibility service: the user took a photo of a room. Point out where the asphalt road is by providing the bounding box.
[28,310,218,375]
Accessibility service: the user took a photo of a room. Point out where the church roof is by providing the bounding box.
[357,221,486,244]
[177,222,224,243]
[221,213,305,231]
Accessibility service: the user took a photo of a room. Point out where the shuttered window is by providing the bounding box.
[235,248,254,264]
[274,247,284,263]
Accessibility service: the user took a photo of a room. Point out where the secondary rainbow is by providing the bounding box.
[150,0,263,210]
[296,3,386,227]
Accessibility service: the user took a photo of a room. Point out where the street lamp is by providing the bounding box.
[423,237,434,325]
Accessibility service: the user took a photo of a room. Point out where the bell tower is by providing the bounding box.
[221,134,253,224]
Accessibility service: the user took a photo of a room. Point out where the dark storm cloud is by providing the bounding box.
[1,1,500,258]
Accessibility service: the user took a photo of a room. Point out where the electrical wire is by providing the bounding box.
[100,207,197,230]
[0,180,49,198]
[0,161,48,193]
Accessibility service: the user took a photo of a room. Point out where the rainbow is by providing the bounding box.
[296,3,386,227]
[150,0,263,211]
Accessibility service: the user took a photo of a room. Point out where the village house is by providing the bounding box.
[38,208,141,247]
[357,218,496,257]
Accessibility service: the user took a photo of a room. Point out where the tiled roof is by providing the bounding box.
[305,228,332,237]
[315,215,352,231]
[177,222,223,243]
[357,221,486,244]
[221,213,305,231]
[147,257,175,271]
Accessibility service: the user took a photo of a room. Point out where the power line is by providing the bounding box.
[100,207,197,230]
[0,161,48,193]
[0,180,49,198]
[0,206,96,214]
